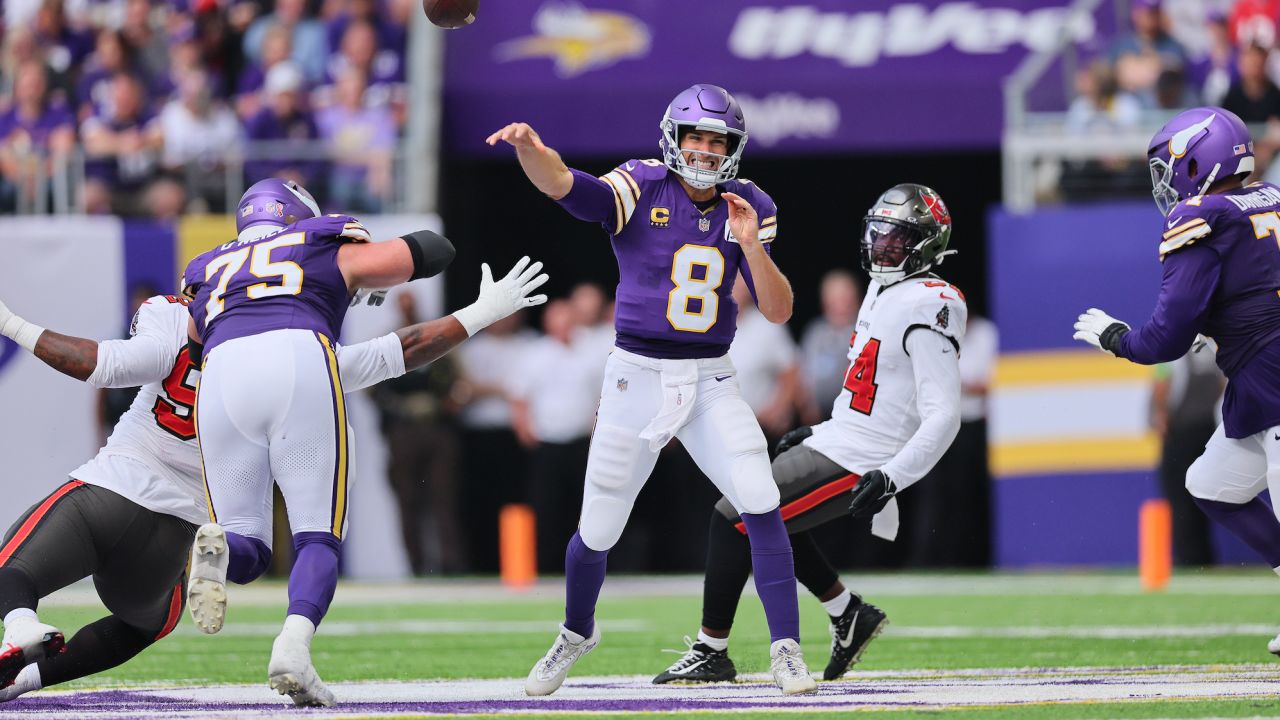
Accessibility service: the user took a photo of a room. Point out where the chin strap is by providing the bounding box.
[1196,162,1222,197]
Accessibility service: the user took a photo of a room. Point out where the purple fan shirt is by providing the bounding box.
[1118,182,1280,438]
[183,215,362,354]
[556,159,777,359]
[0,101,74,149]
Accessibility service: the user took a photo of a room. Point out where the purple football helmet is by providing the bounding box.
[236,178,321,234]
[1148,107,1255,216]
[659,84,748,189]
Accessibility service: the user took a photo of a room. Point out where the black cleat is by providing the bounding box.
[824,600,888,680]
[653,637,737,684]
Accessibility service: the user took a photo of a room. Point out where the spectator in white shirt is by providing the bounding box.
[727,276,801,442]
[454,311,535,572]
[798,270,863,423]
[157,68,241,210]
[510,300,608,571]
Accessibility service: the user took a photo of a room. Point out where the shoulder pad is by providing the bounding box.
[295,215,371,243]
[1159,198,1221,259]
[598,160,659,234]
[131,294,188,338]
[903,279,967,347]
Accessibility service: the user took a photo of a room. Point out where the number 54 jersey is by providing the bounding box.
[806,276,968,474]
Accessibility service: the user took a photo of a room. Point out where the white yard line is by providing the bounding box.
[135,618,1278,639]
[37,572,1280,608]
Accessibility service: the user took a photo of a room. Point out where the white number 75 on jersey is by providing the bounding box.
[204,232,306,324]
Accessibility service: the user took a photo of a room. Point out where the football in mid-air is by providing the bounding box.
[423,0,477,28]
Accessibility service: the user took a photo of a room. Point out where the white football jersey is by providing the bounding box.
[805,276,967,477]
[69,295,404,525]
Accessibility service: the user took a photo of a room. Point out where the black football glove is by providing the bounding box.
[774,426,813,455]
[849,469,897,519]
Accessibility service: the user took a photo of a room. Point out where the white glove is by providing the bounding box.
[1072,308,1130,356]
[451,256,549,336]
[349,289,388,307]
[0,298,45,352]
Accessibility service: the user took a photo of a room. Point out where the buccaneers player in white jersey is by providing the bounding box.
[0,256,546,702]
[655,183,966,685]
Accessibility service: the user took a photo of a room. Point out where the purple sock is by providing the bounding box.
[740,510,800,644]
[564,532,608,639]
[286,532,341,628]
[1193,496,1280,567]
[225,532,272,585]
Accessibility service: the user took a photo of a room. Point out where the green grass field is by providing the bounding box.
[26,571,1280,718]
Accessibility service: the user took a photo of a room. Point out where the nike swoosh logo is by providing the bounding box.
[625,162,636,171]
[1167,216,1184,229]
[939,293,956,301]
[715,375,731,382]
[837,610,861,649]
[673,659,708,674]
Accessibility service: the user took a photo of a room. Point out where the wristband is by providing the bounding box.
[451,305,487,337]
[0,314,45,353]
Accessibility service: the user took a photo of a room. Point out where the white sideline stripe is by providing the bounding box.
[33,665,1280,718]
[172,619,652,637]
[164,619,1275,639]
[887,623,1278,639]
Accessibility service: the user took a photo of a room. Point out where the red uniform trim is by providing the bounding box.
[735,473,861,534]
[0,480,85,566]
[155,582,183,640]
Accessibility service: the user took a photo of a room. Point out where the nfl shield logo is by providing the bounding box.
[698,217,710,232]
[616,377,628,392]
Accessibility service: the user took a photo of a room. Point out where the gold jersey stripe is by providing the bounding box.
[760,215,777,227]
[1158,224,1212,258]
[615,168,641,200]
[600,172,637,230]
[1161,217,1206,239]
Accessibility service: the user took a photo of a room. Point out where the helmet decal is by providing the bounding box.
[1168,112,1216,159]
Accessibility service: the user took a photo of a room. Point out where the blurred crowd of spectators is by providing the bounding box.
[1059,0,1280,200]
[0,0,411,216]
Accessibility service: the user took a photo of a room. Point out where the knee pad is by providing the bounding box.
[579,424,643,550]
[1185,454,1254,503]
[732,452,781,516]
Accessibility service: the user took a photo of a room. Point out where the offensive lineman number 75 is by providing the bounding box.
[203,232,306,325]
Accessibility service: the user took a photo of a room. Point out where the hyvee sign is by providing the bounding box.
[444,0,1106,154]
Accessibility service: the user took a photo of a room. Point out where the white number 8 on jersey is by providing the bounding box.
[666,244,725,333]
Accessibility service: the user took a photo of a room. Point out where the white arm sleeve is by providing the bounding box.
[336,332,406,393]
[85,299,184,389]
[879,328,962,491]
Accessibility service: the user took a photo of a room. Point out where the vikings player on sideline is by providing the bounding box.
[0,257,548,702]
[178,178,539,706]
[656,184,964,684]
[488,83,816,696]
[1073,106,1280,655]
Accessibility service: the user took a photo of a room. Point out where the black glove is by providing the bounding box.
[849,469,897,519]
[774,426,813,455]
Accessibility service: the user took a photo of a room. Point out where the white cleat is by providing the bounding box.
[187,523,229,634]
[525,623,600,696]
[0,619,62,688]
[1268,632,1280,656]
[769,638,818,695]
[268,630,335,707]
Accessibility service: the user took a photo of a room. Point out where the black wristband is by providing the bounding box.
[402,230,456,281]
[1099,323,1129,354]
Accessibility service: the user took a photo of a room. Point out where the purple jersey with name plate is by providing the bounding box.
[557,159,777,359]
[183,215,365,354]
[1118,182,1280,437]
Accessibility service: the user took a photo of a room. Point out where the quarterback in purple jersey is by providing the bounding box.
[1074,106,1280,653]
[489,84,816,695]
[180,178,542,706]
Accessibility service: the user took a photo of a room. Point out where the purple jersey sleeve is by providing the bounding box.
[555,168,618,230]
[294,214,371,245]
[1116,244,1221,364]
